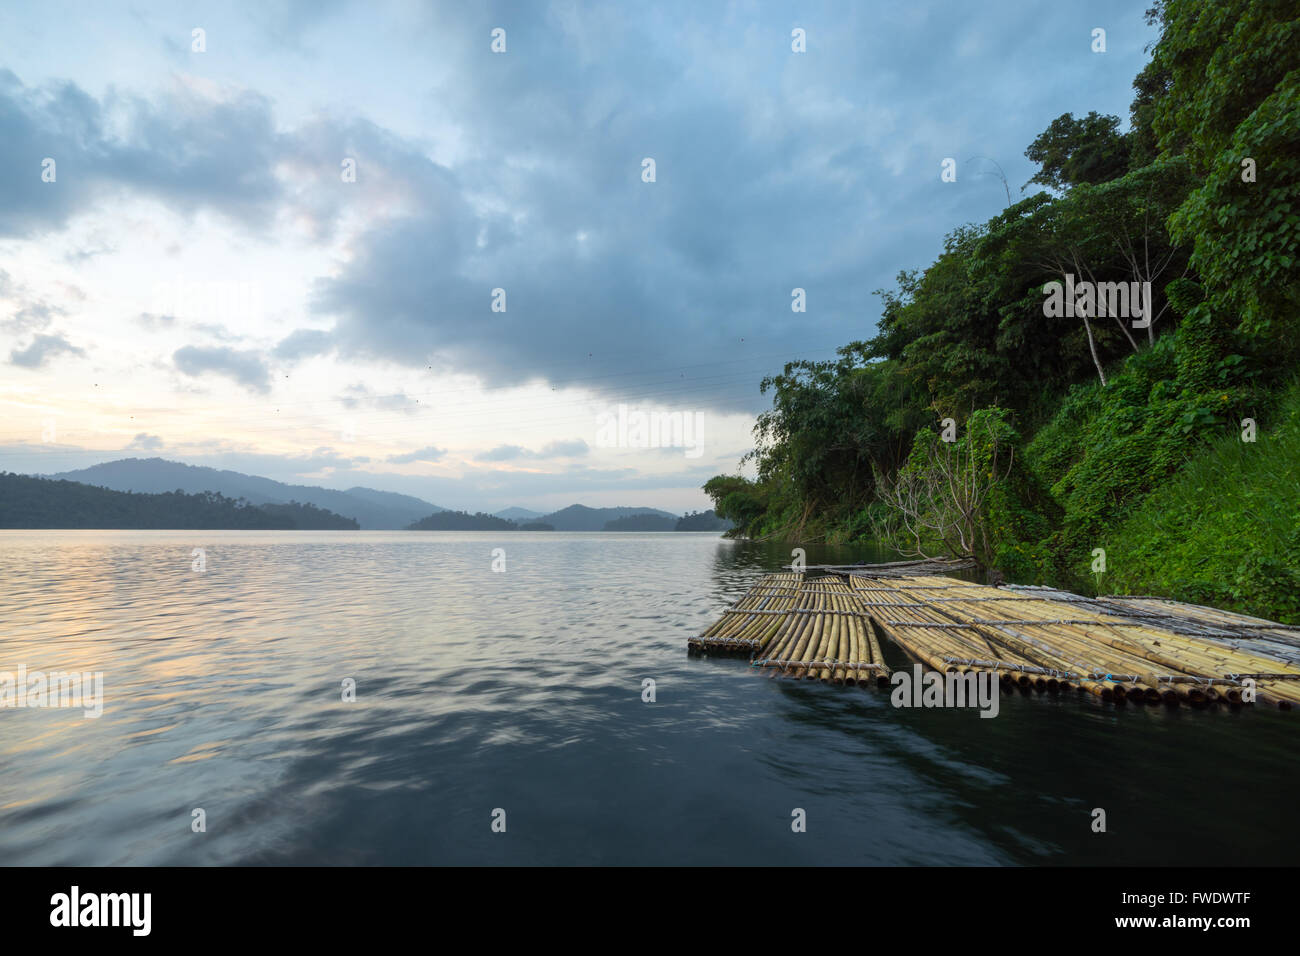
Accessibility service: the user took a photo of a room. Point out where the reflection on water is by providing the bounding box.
[0,530,1295,865]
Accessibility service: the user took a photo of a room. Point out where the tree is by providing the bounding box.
[1024,112,1131,193]
[870,410,1016,570]
[1151,0,1300,344]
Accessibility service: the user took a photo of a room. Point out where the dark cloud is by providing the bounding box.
[2,2,1156,418]
[9,332,84,367]
[0,69,282,238]
[173,345,271,392]
[306,1,1156,413]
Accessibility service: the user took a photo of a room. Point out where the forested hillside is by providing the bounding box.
[0,474,358,529]
[705,1,1300,619]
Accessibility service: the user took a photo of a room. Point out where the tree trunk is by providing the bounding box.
[1083,315,1107,386]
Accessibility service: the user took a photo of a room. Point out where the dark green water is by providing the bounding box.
[0,530,1295,865]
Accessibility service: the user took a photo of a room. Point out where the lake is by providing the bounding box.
[0,530,1295,865]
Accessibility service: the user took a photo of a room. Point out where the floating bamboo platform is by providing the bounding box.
[691,566,1300,712]
[689,574,890,684]
[1003,585,1300,669]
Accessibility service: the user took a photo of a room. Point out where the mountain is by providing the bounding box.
[494,506,544,521]
[342,486,445,518]
[537,504,679,531]
[0,473,358,529]
[46,458,442,529]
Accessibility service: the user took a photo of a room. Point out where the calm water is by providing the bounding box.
[0,530,1296,866]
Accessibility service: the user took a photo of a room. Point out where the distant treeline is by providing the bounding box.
[674,510,732,531]
[407,508,732,531]
[602,511,731,531]
[0,473,359,529]
[603,513,677,531]
[407,510,519,530]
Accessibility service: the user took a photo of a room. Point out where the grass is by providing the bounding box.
[1097,380,1300,623]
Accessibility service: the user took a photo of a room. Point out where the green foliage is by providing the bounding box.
[1024,111,1131,192]
[873,407,1054,573]
[675,509,732,532]
[702,0,1300,619]
[702,475,770,537]
[1153,0,1300,342]
[1102,381,1300,623]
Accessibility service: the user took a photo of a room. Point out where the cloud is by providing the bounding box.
[9,333,85,367]
[474,439,589,462]
[338,383,417,411]
[274,328,334,361]
[0,1,1159,427]
[299,6,965,413]
[540,439,590,458]
[475,444,527,462]
[2,302,63,335]
[173,345,271,393]
[0,70,284,238]
[1,269,68,335]
[386,445,447,464]
[126,433,164,451]
[191,323,241,342]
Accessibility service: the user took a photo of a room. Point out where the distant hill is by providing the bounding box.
[518,522,554,531]
[0,473,358,529]
[603,513,678,531]
[407,510,518,531]
[495,506,544,521]
[538,504,679,531]
[47,458,442,529]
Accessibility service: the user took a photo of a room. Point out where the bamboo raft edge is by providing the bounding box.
[690,564,1300,712]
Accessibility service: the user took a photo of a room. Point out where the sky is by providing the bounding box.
[0,0,1158,513]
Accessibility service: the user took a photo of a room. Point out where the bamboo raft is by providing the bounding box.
[1003,584,1300,668]
[689,574,891,684]
[691,567,1300,711]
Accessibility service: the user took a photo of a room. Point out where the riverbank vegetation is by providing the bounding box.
[705,1,1300,619]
